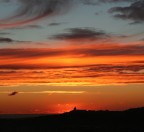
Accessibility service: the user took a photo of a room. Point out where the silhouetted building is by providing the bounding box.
[73,107,77,111]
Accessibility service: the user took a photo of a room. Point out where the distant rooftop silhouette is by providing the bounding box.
[73,107,77,111]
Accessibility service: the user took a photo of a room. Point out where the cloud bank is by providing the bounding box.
[51,28,110,41]
[0,37,13,43]
[0,0,142,28]
[109,0,144,24]
[0,44,144,60]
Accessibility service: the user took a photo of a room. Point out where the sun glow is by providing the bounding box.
[55,103,80,113]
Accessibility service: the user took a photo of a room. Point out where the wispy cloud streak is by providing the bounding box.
[0,44,144,60]
[0,91,85,94]
[0,0,72,28]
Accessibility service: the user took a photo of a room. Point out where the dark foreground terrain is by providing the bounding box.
[0,107,144,132]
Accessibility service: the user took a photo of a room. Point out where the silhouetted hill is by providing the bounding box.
[0,107,144,132]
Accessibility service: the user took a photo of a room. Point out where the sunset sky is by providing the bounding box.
[0,0,144,114]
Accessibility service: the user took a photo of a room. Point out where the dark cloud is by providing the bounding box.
[85,64,144,74]
[48,23,61,26]
[140,38,144,41]
[82,0,134,5]
[109,0,144,24]
[0,64,65,70]
[12,25,43,30]
[51,28,110,41]
[0,37,13,43]
[0,37,28,43]
[0,32,11,35]
[72,45,144,57]
[97,0,134,3]
[0,0,72,27]
[0,48,65,58]
[48,22,67,26]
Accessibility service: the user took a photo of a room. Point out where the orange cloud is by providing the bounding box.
[0,43,144,86]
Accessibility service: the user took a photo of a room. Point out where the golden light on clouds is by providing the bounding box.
[0,91,85,94]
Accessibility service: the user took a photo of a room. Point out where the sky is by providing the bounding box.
[0,0,144,114]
